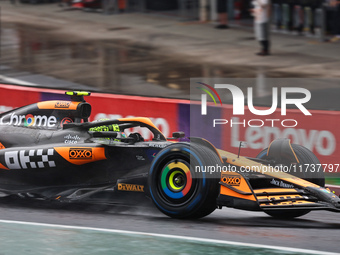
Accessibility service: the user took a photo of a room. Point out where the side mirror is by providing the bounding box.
[168,132,185,140]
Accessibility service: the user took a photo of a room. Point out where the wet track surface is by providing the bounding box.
[0,197,339,253]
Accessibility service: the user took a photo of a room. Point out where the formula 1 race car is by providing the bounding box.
[0,91,339,219]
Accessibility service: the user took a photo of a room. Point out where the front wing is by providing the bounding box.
[216,149,340,213]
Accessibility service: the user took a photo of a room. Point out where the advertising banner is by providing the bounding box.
[0,84,40,113]
[0,85,183,140]
[1,82,339,177]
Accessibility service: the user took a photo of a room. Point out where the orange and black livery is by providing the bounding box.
[0,91,339,219]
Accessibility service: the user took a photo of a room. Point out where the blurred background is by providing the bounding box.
[1,1,340,254]
[1,0,340,96]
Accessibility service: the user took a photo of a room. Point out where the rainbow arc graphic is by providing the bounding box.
[197,82,222,115]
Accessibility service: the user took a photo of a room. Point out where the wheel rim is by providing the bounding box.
[160,160,193,200]
[168,170,185,191]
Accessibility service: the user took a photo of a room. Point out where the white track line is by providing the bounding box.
[0,219,337,255]
[327,185,340,189]
[0,75,37,86]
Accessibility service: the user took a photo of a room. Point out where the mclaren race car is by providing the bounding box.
[0,91,339,219]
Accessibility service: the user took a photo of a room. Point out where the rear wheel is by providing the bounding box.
[257,144,325,218]
[148,143,221,219]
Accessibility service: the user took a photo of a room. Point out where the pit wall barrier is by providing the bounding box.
[0,84,339,170]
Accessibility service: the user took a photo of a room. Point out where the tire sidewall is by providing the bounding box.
[148,143,216,218]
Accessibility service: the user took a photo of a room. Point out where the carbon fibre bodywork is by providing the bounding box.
[0,94,169,201]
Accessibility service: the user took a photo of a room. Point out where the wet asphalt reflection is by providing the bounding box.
[0,22,323,98]
[1,22,340,110]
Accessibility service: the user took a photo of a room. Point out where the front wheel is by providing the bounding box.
[257,143,325,219]
[148,143,221,219]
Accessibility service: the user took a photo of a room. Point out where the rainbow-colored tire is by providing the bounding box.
[148,142,221,219]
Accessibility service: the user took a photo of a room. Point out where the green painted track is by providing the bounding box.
[0,222,327,255]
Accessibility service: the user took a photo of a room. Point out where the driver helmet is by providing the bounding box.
[89,119,126,140]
